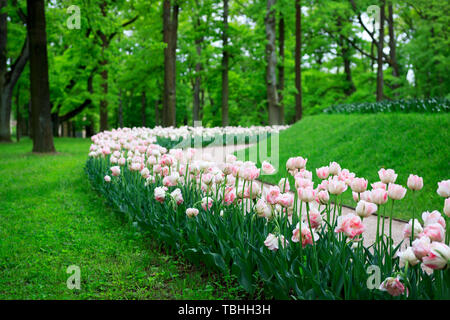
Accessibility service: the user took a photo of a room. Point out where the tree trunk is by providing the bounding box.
[376,0,385,102]
[193,43,202,123]
[16,87,20,142]
[155,99,160,126]
[99,63,108,131]
[0,0,29,142]
[388,3,400,95]
[162,0,179,127]
[277,13,285,124]
[295,0,302,121]
[27,0,55,153]
[265,0,279,125]
[221,0,229,127]
[141,91,146,127]
[0,0,9,142]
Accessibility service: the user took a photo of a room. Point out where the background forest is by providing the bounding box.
[0,0,449,142]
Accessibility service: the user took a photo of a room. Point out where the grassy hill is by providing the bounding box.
[238,113,450,221]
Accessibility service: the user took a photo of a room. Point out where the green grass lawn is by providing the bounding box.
[0,138,243,299]
[239,113,450,221]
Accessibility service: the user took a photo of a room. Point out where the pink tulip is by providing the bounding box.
[371,188,388,205]
[104,175,111,182]
[154,187,167,203]
[140,168,150,179]
[334,214,365,239]
[437,179,450,197]
[444,198,450,218]
[278,178,290,192]
[295,177,314,189]
[291,223,319,248]
[350,177,368,193]
[359,190,372,202]
[396,247,419,266]
[422,210,446,228]
[371,181,387,190]
[171,188,184,205]
[297,187,316,202]
[387,183,407,200]
[327,176,347,195]
[355,200,377,218]
[422,223,445,242]
[264,233,287,251]
[316,190,330,205]
[201,197,213,211]
[407,174,423,191]
[379,277,407,297]
[328,161,341,176]
[403,219,423,240]
[262,161,276,175]
[316,166,330,180]
[338,169,355,185]
[186,208,199,218]
[266,186,281,205]
[422,242,450,270]
[277,193,294,208]
[110,166,121,177]
[378,168,398,184]
[412,236,431,260]
[303,209,323,229]
[223,187,236,205]
[255,199,272,218]
[294,169,313,181]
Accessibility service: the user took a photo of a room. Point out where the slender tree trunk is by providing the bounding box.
[295,0,302,121]
[155,98,160,126]
[0,0,28,142]
[376,0,385,102]
[141,91,146,127]
[265,0,279,125]
[193,39,202,123]
[277,13,285,124]
[162,0,179,127]
[342,42,356,96]
[388,2,400,95]
[117,88,123,128]
[221,0,229,127]
[0,0,10,142]
[16,86,20,142]
[27,0,55,152]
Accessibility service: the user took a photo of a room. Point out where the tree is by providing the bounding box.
[277,8,285,124]
[0,0,28,142]
[265,0,280,125]
[221,0,229,127]
[376,0,385,101]
[162,0,179,127]
[27,0,55,152]
[295,0,302,121]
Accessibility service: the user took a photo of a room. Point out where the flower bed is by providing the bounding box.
[85,128,450,299]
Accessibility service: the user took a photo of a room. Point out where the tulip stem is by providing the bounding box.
[389,200,395,255]
[411,190,416,246]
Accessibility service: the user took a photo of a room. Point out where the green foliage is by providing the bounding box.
[6,0,450,129]
[240,113,450,221]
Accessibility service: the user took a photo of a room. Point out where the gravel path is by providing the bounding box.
[196,144,408,248]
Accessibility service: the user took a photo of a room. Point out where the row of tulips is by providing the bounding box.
[86,129,449,299]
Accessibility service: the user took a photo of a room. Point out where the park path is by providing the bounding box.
[197,144,408,248]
